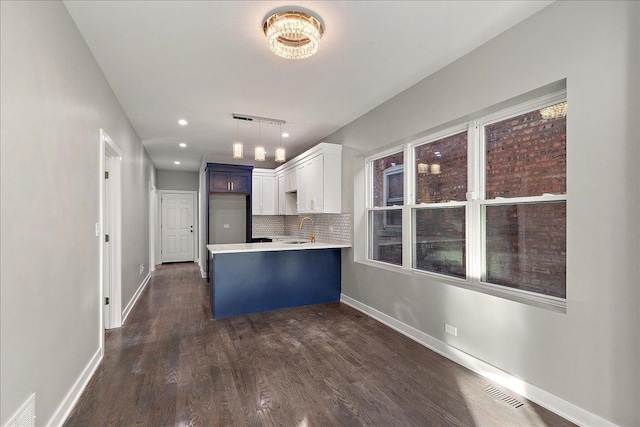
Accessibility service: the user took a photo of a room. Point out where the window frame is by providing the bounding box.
[366,148,406,268]
[382,164,404,229]
[363,90,567,312]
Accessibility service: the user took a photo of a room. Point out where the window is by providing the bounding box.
[413,130,467,279]
[365,92,567,308]
[368,152,403,266]
[481,101,567,298]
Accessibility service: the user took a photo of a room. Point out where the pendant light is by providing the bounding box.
[275,123,286,163]
[232,119,243,159]
[255,121,266,162]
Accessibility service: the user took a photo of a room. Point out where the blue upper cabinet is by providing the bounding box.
[207,163,253,194]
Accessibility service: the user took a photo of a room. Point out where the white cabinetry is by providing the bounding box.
[252,169,276,215]
[275,143,342,215]
[284,167,298,192]
[277,173,286,214]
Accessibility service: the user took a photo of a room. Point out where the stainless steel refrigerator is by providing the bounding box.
[208,193,247,244]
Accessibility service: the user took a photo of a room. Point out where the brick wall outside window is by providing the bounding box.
[485,109,566,199]
[415,131,467,204]
[483,104,566,298]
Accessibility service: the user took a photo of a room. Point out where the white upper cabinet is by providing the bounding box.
[277,173,286,214]
[252,169,276,215]
[275,143,342,215]
[284,166,298,192]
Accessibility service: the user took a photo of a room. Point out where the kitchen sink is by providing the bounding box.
[284,240,309,244]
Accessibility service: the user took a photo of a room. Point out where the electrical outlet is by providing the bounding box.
[445,323,457,336]
[139,264,144,275]
[223,224,230,229]
[329,225,334,233]
[95,223,100,237]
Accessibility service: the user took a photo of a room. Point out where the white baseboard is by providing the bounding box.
[46,347,102,427]
[121,271,151,324]
[200,265,206,279]
[340,294,618,427]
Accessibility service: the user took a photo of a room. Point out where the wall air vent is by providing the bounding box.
[483,385,525,409]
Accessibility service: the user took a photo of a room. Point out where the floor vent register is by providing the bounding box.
[483,385,525,409]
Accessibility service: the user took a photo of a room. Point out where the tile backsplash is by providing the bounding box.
[251,215,285,237]
[253,213,352,245]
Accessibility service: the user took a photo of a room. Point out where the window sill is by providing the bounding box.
[355,259,566,314]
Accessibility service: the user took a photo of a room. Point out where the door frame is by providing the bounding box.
[159,190,198,263]
[99,129,122,337]
[149,181,157,272]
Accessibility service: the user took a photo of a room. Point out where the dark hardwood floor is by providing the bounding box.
[65,263,574,427]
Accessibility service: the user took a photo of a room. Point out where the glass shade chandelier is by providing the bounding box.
[231,114,287,162]
[263,10,324,60]
[254,146,266,162]
[275,123,286,163]
[255,121,266,161]
[232,120,243,159]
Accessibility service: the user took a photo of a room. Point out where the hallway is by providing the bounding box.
[65,263,573,426]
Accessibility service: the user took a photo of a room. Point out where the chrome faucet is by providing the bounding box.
[299,216,315,243]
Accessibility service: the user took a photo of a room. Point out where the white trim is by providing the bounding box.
[200,264,207,279]
[149,183,157,272]
[121,271,151,325]
[478,89,566,129]
[99,129,122,331]
[46,348,102,427]
[339,295,619,427]
[158,190,198,263]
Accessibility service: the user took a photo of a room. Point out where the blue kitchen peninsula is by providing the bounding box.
[206,241,350,319]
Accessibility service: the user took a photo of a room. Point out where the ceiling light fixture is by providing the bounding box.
[255,121,266,162]
[178,119,188,126]
[174,161,181,165]
[275,123,286,163]
[263,10,324,60]
[282,132,289,138]
[179,142,187,148]
[232,113,287,162]
[232,120,243,159]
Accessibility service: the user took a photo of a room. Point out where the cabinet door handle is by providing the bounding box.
[231,182,234,191]
[227,182,230,191]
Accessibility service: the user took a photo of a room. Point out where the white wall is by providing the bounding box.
[326,2,639,425]
[0,2,156,425]
[157,169,199,191]
[198,160,207,275]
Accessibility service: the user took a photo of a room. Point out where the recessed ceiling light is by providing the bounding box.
[174,161,181,165]
[178,119,188,126]
[282,132,289,138]
[179,142,187,148]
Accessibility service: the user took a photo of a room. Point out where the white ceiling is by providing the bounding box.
[64,1,553,171]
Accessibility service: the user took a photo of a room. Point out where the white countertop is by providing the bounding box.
[207,240,351,254]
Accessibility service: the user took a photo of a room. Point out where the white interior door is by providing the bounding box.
[103,156,112,328]
[100,129,122,331]
[161,193,195,262]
